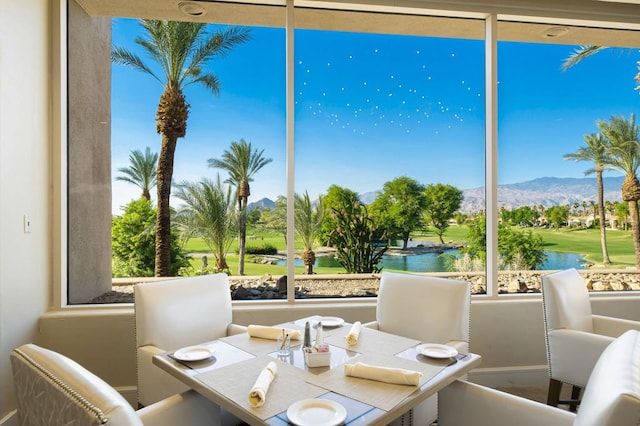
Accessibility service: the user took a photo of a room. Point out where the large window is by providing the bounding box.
[497,39,640,293]
[293,29,485,297]
[67,0,640,304]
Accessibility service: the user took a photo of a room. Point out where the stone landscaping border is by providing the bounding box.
[96,270,640,303]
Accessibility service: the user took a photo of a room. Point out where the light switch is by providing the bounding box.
[23,215,31,233]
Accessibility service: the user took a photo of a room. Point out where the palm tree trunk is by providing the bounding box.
[596,171,611,264]
[155,134,177,276]
[622,174,640,268]
[238,198,247,276]
[302,249,316,275]
[629,200,640,268]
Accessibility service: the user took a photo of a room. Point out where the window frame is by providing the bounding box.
[58,0,640,308]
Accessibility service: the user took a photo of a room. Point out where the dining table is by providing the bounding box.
[152,316,481,425]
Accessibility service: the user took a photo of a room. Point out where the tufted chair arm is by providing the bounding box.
[227,324,248,336]
[445,340,468,353]
[137,390,220,425]
[547,329,613,386]
[361,320,378,330]
[592,315,640,338]
[137,345,190,407]
[439,380,575,426]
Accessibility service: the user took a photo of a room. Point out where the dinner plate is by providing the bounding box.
[287,399,347,426]
[173,345,215,362]
[416,343,458,359]
[317,316,345,328]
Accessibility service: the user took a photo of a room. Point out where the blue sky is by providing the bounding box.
[111,18,639,214]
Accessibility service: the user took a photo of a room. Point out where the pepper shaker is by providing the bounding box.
[303,321,311,348]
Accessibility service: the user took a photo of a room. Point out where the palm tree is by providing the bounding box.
[598,114,640,267]
[563,133,613,264]
[208,139,272,275]
[116,147,158,200]
[112,20,251,277]
[563,45,640,88]
[173,176,236,272]
[294,192,324,275]
[571,202,579,215]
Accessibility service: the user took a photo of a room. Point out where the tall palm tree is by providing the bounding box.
[116,147,158,200]
[563,133,613,264]
[173,176,236,272]
[112,20,251,277]
[598,114,640,267]
[294,192,324,275]
[208,139,272,275]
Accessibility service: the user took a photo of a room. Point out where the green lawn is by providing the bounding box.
[528,227,636,267]
[184,227,345,275]
[183,224,638,275]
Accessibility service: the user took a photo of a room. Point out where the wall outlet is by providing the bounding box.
[23,215,31,233]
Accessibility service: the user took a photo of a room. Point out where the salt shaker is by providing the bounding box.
[315,321,323,345]
[303,321,311,348]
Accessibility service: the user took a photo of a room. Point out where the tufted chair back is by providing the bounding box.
[376,271,471,351]
[369,271,471,426]
[135,273,233,407]
[542,268,594,333]
[11,343,142,426]
[11,343,222,426]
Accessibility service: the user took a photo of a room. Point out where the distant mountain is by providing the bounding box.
[252,176,625,214]
[247,197,275,211]
[460,176,624,213]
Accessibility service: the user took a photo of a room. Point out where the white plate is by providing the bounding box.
[317,317,345,328]
[173,346,215,362]
[287,399,347,426]
[416,343,458,359]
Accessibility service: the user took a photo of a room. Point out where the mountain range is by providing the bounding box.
[248,176,625,214]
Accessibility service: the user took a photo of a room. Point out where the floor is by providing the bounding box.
[496,384,575,409]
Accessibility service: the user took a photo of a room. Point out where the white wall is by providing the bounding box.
[0,0,52,422]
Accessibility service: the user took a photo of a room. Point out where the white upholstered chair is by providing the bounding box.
[135,273,247,408]
[438,329,640,426]
[363,271,471,425]
[541,268,640,409]
[10,343,221,426]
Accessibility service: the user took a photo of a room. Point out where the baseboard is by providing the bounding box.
[0,410,18,426]
[468,365,549,389]
[115,385,138,408]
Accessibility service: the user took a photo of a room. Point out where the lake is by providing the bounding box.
[276,241,587,272]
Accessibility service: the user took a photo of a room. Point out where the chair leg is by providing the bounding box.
[568,385,581,412]
[548,379,582,411]
[547,379,562,406]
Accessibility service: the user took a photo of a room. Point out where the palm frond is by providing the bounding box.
[111,47,161,83]
[562,45,608,71]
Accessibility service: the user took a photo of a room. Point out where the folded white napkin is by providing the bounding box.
[247,325,302,341]
[344,362,422,386]
[248,361,278,408]
[345,321,362,346]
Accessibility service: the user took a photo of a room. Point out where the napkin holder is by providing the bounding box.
[303,344,331,367]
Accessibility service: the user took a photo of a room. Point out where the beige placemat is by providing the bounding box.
[220,332,302,357]
[195,355,326,420]
[305,353,445,411]
[323,325,420,355]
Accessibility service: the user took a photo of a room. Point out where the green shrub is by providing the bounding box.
[112,199,190,277]
[245,244,278,255]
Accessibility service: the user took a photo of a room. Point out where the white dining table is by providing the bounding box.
[152,316,481,425]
